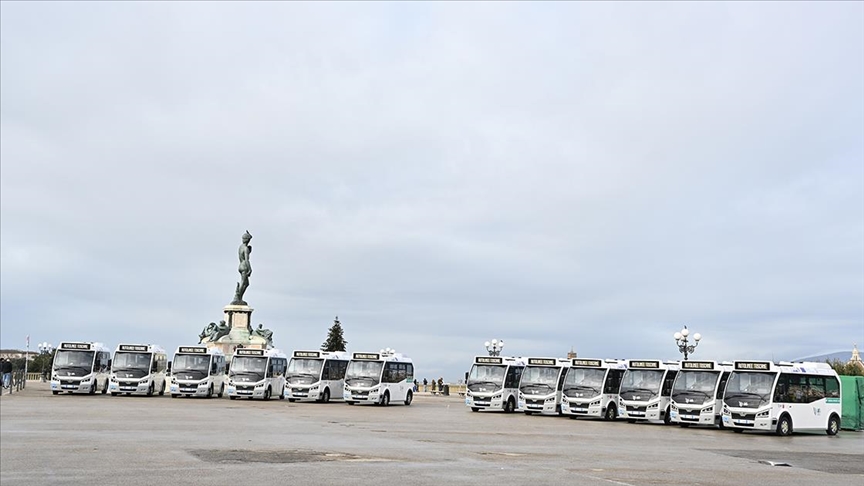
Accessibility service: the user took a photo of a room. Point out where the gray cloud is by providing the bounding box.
[2,2,862,380]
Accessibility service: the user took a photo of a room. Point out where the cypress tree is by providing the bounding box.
[321,316,348,352]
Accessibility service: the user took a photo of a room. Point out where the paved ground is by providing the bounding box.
[1,382,862,485]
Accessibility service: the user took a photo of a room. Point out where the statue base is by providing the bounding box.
[202,304,268,359]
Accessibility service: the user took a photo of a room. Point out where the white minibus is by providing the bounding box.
[50,341,111,395]
[517,357,570,415]
[669,360,733,427]
[560,358,627,420]
[343,350,415,406]
[465,356,525,413]
[618,359,679,424]
[109,344,169,396]
[169,346,227,398]
[284,350,350,403]
[226,348,287,400]
[721,361,842,436]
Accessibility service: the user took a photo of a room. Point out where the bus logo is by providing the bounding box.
[294,351,321,358]
[60,343,91,350]
[629,360,660,369]
[179,347,207,354]
[353,353,380,360]
[119,345,148,352]
[734,361,770,371]
[527,358,556,366]
[572,359,602,367]
[235,349,264,356]
[476,357,503,364]
[682,361,714,370]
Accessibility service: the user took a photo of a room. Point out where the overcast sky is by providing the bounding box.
[2,2,862,381]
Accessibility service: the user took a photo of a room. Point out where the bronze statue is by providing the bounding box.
[210,320,230,342]
[231,230,253,305]
[198,322,217,343]
[252,324,274,348]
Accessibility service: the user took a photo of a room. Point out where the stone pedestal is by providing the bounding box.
[204,304,267,359]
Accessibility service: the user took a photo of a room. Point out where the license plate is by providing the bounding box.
[62,385,76,389]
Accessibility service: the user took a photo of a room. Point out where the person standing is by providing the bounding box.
[2,359,12,390]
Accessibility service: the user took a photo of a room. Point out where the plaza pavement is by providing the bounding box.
[1,381,862,486]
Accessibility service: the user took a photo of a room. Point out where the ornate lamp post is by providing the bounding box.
[673,326,701,360]
[484,339,504,357]
[38,342,53,354]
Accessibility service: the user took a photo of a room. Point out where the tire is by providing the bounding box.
[525,411,534,416]
[89,382,96,395]
[147,383,154,397]
[218,384,224,398]
[381,391,390,406]
[347,401,355,405]
[732,428,744,433]
[264,387,271,401]
[404,391,413,406]
[159,382,165,396]
[52,391,59,395]
[102,380,108,394]
[322,388,331,403]
[229,396,236,400]
[288,398,296,403]
[604,405,617,421]
[627,419,636,424]
[504,398,516,413]
[171,394,178,398]
[111,392,118,397]
[827,415,840,436]
[206,385,213,398]
[663,407,672,425]
[776,414,793,436]
[471,407,480,412]
[279,385,285,400]
[679,424,690,428]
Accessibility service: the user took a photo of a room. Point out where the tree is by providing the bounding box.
[321,316,348,352]
[826,358,864,377]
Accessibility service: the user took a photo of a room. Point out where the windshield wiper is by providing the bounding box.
[56,365,91,371]
[469,380,500,386]
[676,389,711,398]
[725,392,762,399]
[564,385,598,393]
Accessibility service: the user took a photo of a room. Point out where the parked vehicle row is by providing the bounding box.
[465,355,842,436]
[50,342,415,407]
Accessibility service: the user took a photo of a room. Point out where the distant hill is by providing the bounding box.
[793,351,852,363]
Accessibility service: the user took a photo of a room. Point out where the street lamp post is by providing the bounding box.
[484,339,504,357]
[673,326,701,361]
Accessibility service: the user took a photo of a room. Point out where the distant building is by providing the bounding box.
[566,347,577,359]
[0,349,37,361]
[849,344,864,371]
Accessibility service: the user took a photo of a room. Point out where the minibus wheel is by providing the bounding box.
[347,401,355,405]
[218,384,224,398]
[504,398,516,413]
[471,407,480,412]
[52,391,59,395]
[207,385,213,398]
[604,405,617,421]
[229,395,236,400]
[288,398,296,402]
[776,414,792,436]
[89,383,96,395]
[171,394,178,398]
[147,383,154,397]
[102,381,108,394]
[404,390,413,406]
[381,391,390,406]
[827,415,840,436]
[264,387,271,401]
[111,392,118,397]
[322,388,330,403]
[159,382,165,396]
